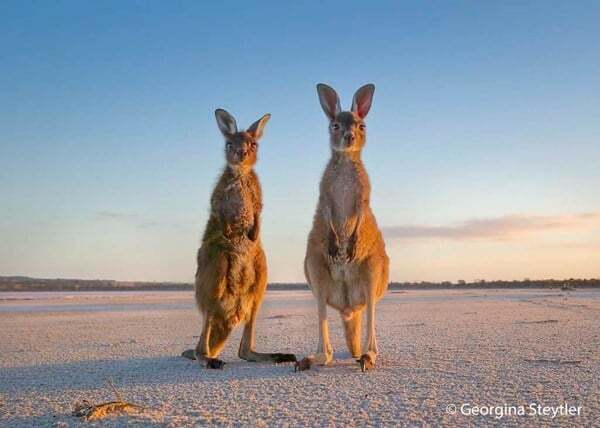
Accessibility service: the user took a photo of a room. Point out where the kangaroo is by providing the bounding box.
[296,84,389,372]
[182,109,296,369]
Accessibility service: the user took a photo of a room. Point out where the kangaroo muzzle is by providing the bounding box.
[343,132,355,146]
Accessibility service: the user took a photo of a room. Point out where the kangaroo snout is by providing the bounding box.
[343,132,355,143]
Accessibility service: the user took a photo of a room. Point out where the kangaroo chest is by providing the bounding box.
[325,161,368,236]
[220,180,256,232]
[329,170,360,220]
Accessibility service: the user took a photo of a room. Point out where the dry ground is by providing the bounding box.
[1,288,599,427]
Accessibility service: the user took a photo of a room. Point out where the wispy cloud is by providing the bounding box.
[94,211,140,221]
[93,211,185,230]
[383,213,600,241]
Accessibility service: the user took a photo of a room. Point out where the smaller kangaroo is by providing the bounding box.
[182,109,296,369]
[296,83,389,372]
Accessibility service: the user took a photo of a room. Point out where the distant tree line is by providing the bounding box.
[1,276,599,292]
[0,276,193,292]
[387,278,600,290]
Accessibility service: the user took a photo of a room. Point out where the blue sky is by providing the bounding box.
[1,1,599,282]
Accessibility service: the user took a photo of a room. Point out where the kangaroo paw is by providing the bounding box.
[357,354,375,372]
[270,353,297,363]
[294,357,313,372]
[206,358,225,369]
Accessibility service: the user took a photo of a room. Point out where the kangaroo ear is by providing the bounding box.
[215,109,238,137]
[317,83,341,120]
[351,84,375,119]
[247,113,271,140]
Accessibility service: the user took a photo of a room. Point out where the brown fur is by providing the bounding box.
[299,84,389,372]
[186,109,295,368]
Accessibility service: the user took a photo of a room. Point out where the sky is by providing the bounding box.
[1,1,599,283]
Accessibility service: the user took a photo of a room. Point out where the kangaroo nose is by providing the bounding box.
[344,132,355,143]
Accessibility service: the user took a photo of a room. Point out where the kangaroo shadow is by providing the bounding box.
[1,354,298,396]
[1,355,301,427]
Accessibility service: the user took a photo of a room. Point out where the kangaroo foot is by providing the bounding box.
[270,353,297,363]
[181,349,196,360]
[205,358,225,369]
[358,354,375,372]
[294,357,313,372]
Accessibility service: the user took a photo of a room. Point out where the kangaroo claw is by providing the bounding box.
[294,357,312,372]
[358,354,374,372]
[206,358,225,369]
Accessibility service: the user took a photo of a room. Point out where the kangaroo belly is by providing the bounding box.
[196,246,258,326]
[326,263,366,312]
[220,253,257,324]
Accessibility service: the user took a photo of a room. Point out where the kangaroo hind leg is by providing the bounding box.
[358,290,378,372]
[192,314,231,369]
[295,296,333,371]
[341,310,362,358]
[238,305,296,363]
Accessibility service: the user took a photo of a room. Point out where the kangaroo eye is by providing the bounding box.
[331,123,340,130]
[226,142,233,150]
[250,142,257,150]
[359,124,366,131]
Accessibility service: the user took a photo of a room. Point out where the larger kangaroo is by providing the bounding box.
[296,84,389,372]
[182,109,296,369]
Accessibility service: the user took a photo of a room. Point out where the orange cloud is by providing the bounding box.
[383,213,600,241]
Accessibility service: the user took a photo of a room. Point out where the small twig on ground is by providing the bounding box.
[71,378,149,421]
[73,400,146,420]
[106,377,123,402]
